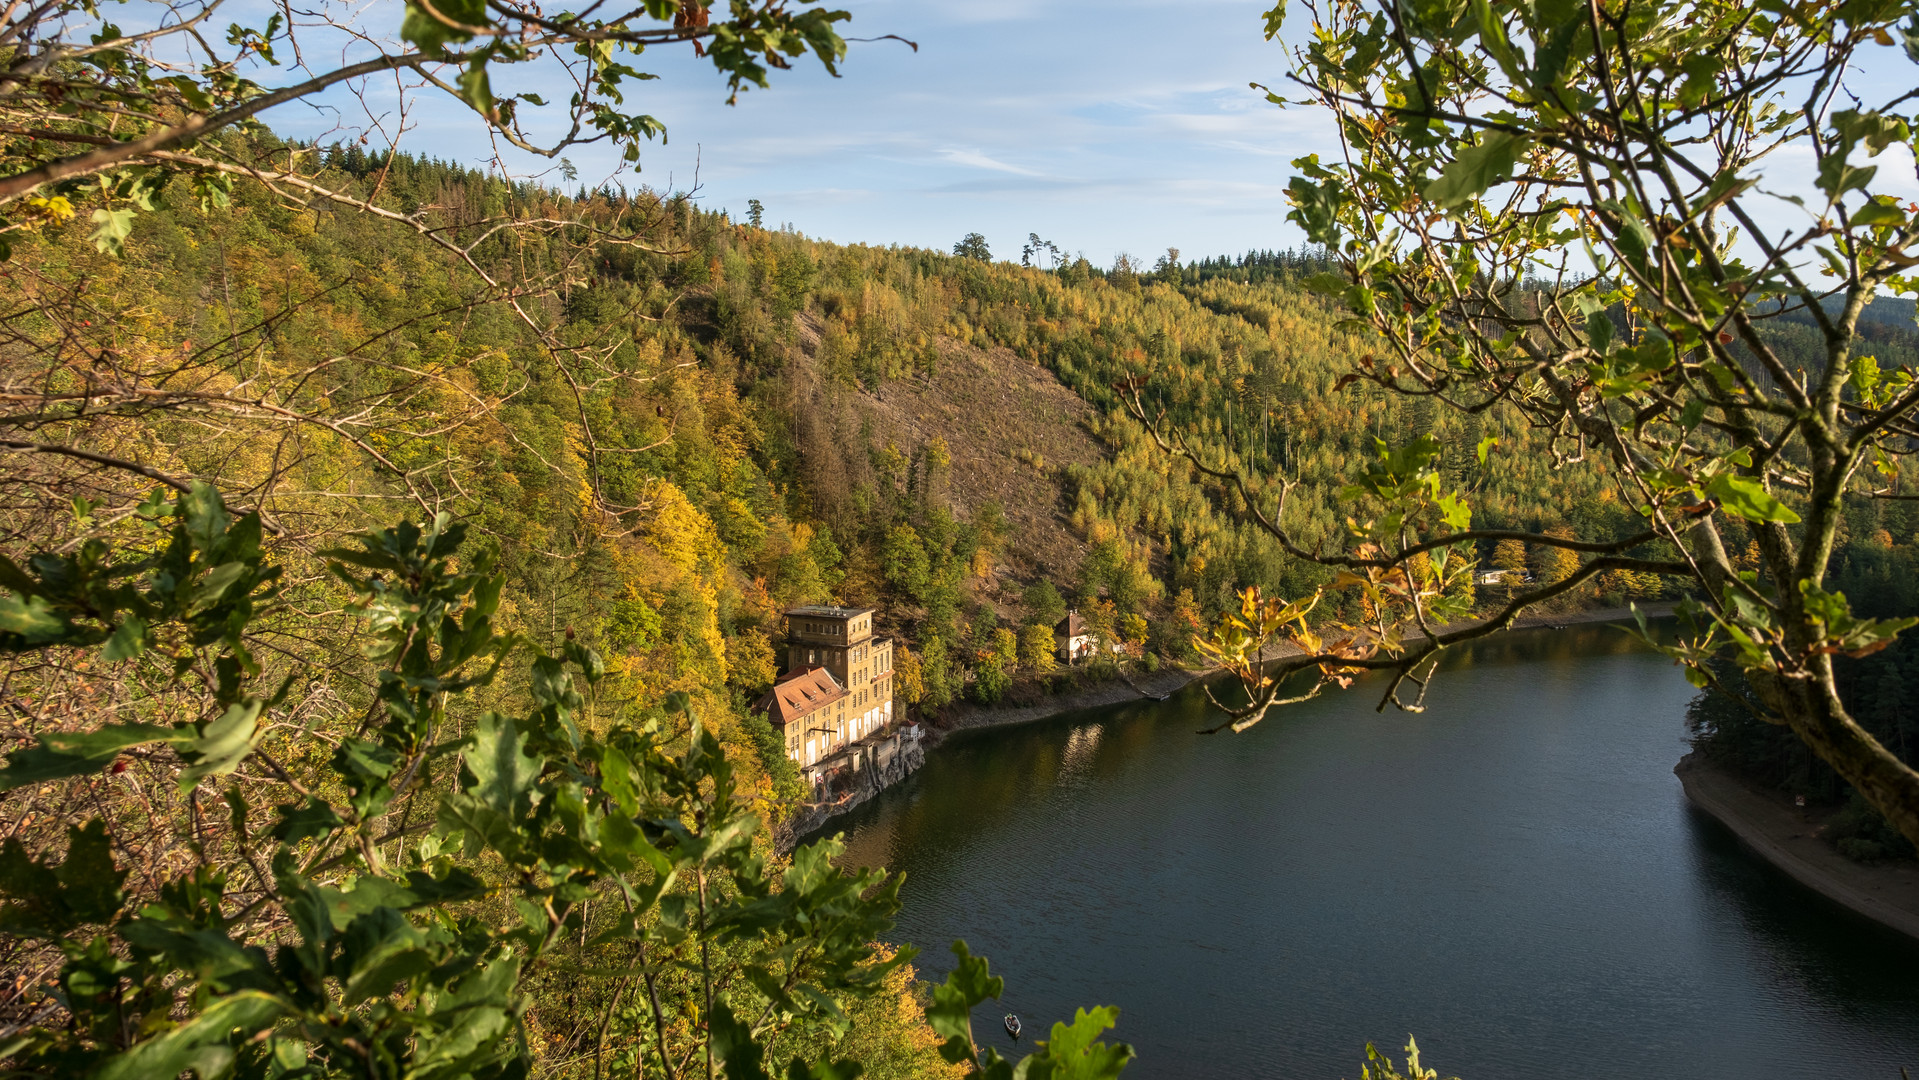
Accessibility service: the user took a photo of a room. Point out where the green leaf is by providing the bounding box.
[177,699,264,790]
[181,482,231,553]
[1853,196,1907,228]
[712,1001,771,1080]
[102,617,147,662]
[1285,172,1347,246]
[928,940,1003,1065]
[1262,0,1288,38]
[437,791,523,860]
[1028,1006,1136,1080]
[0,593,65,644]
[399,0,484,56]
[1900,16,1919,64]
[1302,271,1350,295]
[0,723,186,791]
[1817,155,1876,200]
[466,711,538,810]
[55,819,125,923]
[1424,131,1527,209]
[1832,109,1910,157]
[457,56,495,115]
[91,989,286,1080]
[1678,398,1706,430]
[271,798,345,845]
[1706,472,1800,523]
[601,744,640,816]
[0,820,126,936]
[0,555,40,597]
[787,1059,865,1080]
[89,207,136,256]
[189,561,251,615]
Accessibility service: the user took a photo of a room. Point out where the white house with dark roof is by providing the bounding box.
[1055,609,1094,663]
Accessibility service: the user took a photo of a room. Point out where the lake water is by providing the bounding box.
[828,624,1919,1079]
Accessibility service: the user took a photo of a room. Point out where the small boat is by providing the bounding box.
[1004,1014,1021,1041]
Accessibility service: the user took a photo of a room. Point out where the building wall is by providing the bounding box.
[771,610,913,767]
[777,611,901,768]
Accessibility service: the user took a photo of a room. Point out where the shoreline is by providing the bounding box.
[1675,751,1919,943]
[928,600,1674,744]
[788,602,1671,847]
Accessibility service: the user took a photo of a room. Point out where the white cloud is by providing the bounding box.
[936,148,1046,175]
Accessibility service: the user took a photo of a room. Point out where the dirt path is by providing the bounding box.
[1676,752,1919,941]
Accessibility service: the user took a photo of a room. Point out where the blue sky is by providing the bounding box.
[273,0,1335,266]
[260,0,1919,271]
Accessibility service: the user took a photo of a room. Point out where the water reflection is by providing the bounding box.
[827,624,1919,1079]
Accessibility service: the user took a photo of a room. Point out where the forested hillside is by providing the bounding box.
[10,128,1919,1073]
[15,134,1919,730]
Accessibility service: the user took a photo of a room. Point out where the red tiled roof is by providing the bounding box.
[751,666,846,727]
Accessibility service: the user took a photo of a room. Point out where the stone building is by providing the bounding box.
[754,605,894,770]
[754,666,847,768]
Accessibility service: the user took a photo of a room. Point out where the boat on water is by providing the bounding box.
[1004,1014,1021,1041]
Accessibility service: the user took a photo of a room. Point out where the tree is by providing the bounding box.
[749,198,767,228]
[1023,580,1069,628]
[920,636,958,709]
[1082,599,1119,659]
[1491,539,1528,575]
[1161,587,1205,660]
[882,523,932,601]
[0,0,863,550]
[895,644,926,709]
[953,232,992,261]
[1128,0,1919,847]
[1533,527,1582,587]
[0,494,911,1078]
[993,626,1021,673]
[1021,233,1064,270]
[0,0,847,223]
[1019,624,1059,675]
[971,660,1010,703]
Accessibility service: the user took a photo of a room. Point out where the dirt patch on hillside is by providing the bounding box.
[785,321,1106,594]
[870,338,1105,582]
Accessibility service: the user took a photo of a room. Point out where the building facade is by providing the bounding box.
[759,605,894,769]
[754,667,848,768]
[1055,610,1094,663]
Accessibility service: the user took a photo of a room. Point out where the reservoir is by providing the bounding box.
[830,624,1919,1078]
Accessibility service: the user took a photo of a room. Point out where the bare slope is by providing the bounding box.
[786,317,1106,597]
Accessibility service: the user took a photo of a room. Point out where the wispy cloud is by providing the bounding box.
[282,0,1338,261]
[936,148,1045,176]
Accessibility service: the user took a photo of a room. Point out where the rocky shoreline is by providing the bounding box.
[1676,751,1919,942]
[774,730,926,853]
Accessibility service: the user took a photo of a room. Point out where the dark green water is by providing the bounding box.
[828,624,1919,1078]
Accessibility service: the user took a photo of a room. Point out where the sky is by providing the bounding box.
[268,0,1336,267]
[255,0,1919,272]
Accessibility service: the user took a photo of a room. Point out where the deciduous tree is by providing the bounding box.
[1127,0,1919,849]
